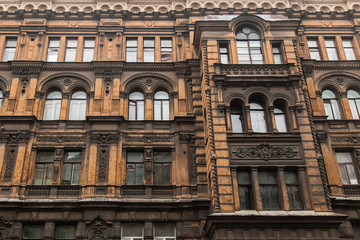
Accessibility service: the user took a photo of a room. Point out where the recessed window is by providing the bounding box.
[336,152,358,185]
[342,38,356,60]
[23,225,44,240]
[250,101,267,133]
[322,89,341,120]
[285,171,303,210]
[43,91,62,120]
[236,27,263,64]
[83,38,95,62]
[143,38,155,62]
[237,171,253,210]
[34,151,54,185]
[122,223,144,240]
[325,38,339,60]
[55,225,76,240]
[126,152,144,185]
[230,102,243,133]
[154,91,170,120]
[2,38,17,61]
[126,38,137,62]
[65,38,78,62]
[348,90,360,119]
[272,43,283,64]
[47,38,60,62]
[129,92,144,120]
[259,171,280,210]
[154,223,176,240]
[274,107,287,133]
[161,38,172,62]
[154,151,171,185]
[219,42,230,64]
[62,152,81,185]
[69,91,87,120]
[307,38,321,60]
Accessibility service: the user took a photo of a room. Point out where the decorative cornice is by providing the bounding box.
[332,136,360,144]
[302,60,360,70]
[36,135,85,143]
[125,135,172,143]
[214,63,292,76]
[90,133,119,144]
[0,132,30,143]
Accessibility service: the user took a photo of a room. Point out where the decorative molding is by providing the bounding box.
[0,132,30,143]
[3,146,18,182]
[179,134,192,144]
[85,216,113,240]
[302,60,360,70]
[231,142,299,160]
[98,146,109,183]
[144,148,153,185]
[90,133,119,144]
[11,62,42,78]
[317,131,328,143]
[332,136,360,143]
[125,135,172,143]
[53,149,63,182]
[214,63,291,76]
[37,135,85,143]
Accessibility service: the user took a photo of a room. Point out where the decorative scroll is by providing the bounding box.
[332,136,360,143]
[215,63,290,75]
[90,134,119,144]
[0,132,30,143]
[37,135,85,143]
[3,146,18,182]
[98,146,109,182]
[125,135,172,143]
[231,142,299,160]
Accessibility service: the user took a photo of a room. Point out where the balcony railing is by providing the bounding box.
[343,185,360,196]
[26,185,81,198]
[214,63,293,76]
[121,185,175,198]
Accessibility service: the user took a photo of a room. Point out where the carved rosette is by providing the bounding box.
[231,142,300,160]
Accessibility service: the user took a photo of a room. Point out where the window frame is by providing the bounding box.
[64,38,78,62]
[324,37,339,61]
[342,37,357,60]
[237,170,253,210]
[126,37,138,62]
[34,151,54,185]
[236,26,264,64]
[2,37,17,62]
[258,170,280,210]
[322,89,342,120]
[128,91,145,121]
[160,38,173,62]
[271,42,284,64]
[143,37,155,62]
[47,37,61,62]
[153,151,171,185]
[121,223,144,240]
[126,151,144,185]
[68,91,87,120]
[336,152,359,185]
[154,91,170,121]
[43,91,62,121]
[307,38,322,60]
[219,41,230,64]
[22,224,44,240]
[82,37,95,62]
[153,223,176,240]
[61,151,82,185]
[55,224,77,240]
[285,170,303,210]
[249,100,268,133]
[230,101,244,133]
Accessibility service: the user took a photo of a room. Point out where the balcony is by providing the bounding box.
[26,185,81,198]
[342,185,360,196]
[214,63,294,76]
[121,185,175,198]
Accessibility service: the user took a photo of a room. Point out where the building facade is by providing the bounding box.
[0,0,359,239]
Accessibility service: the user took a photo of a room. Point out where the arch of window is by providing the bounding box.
[347,89,360,120]
[154,91,170,120]
[322,89,341,120]
[129,91,145,120]
[236,27,263,64]
[230,100,244,133]
[273,100,288,133]
[43,91,62,120]
[249,96,267,133]
[69,91,87,120]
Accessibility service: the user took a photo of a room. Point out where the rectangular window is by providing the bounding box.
[143,38,155,62]
[285,171,303,210]
[336,152,358,184]
[121,223,144,240]
[83,38,95,62]
[154,223,176,240]
[47,38,60,62]
[307,39,321,60]
[272,43,283,64]
[65,38,78,62]
[154,151,171,185]
[62,152,81,185]
[126,152,144,185]
[55,225,76,240]
[219,42,230,64]
[237,171,253,209]
[34,151,54,185]
[126,38,137,62]
[259,171,280,210]
[161,38,172,62]
[342,38,356,60]
[23,225,44,240]
[2,38,17,61]
[325,38,339,60]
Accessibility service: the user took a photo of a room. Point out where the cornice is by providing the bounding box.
[302,60,360,70]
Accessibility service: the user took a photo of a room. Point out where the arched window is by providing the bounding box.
[0,90,3,107]
[129,92,144,120]
[250,100,267,133]
[69,91,87,120]
[348,89,360,119]
[43,91,62,120]
[154,91,170,120]
[322,89,341,120]
[274,107,287,133]
[236,27,263,64]
[230,101,243,133]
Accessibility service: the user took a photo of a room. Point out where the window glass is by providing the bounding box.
[122,223,143,240]
[307,39,321,60]
[0,90,3,107]
[237,171,252,209]
[83,38,95,62]
[154,91,170,120]
[259,171,280,210]
[342,38,356,60]
[336,152,358,184]
[126,38,137,62]
[129,92,144,120]
[161,38,172,62]
[274,107,287,132]
[322,90,341,120]
[55,225,76,239]
[43,91,62,120]
[250,102,267,133]
[126,152,144,185]
[272,44,282,64]
[62,152,81,185]
[69,91,87,120]
[154,151,171,185]
[325,38,339,60]
[154,223,175,240]
[34,151,54,185]
[144,38,155,62]
[285,171,303,210]
[219,43,229,64]
[3,38,17,61]
[47,38,60,62]
[236,27,263,64]
[65,38,78,62]
[23,225,44,239]
[348,90,360,120]
[230,103,243,133]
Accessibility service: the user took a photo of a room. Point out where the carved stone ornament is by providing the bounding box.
[85,216,113,240]
[3,146,17,182]
[98,146,109,183]
[0,215,11,240]
[125,135,172,143]
[231,142,299,160]
[179,134,192,144]
[0,132,30,143]
[354,149,360,166]
[90,134,119,144]
[37,135,85,143]
[144,149,153,184]
[332,136,360,143]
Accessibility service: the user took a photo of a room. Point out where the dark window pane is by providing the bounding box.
[122,223,143,237]
[55,225,76,239]
[23,225,44,239]
[154,223,175,237]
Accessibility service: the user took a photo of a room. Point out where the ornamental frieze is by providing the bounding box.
[231,142,300,160]
[37,135,85,143]
[125,135,172,143]
[90,133,119,144]
[332,136,360,143]
[0,132,30,143]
